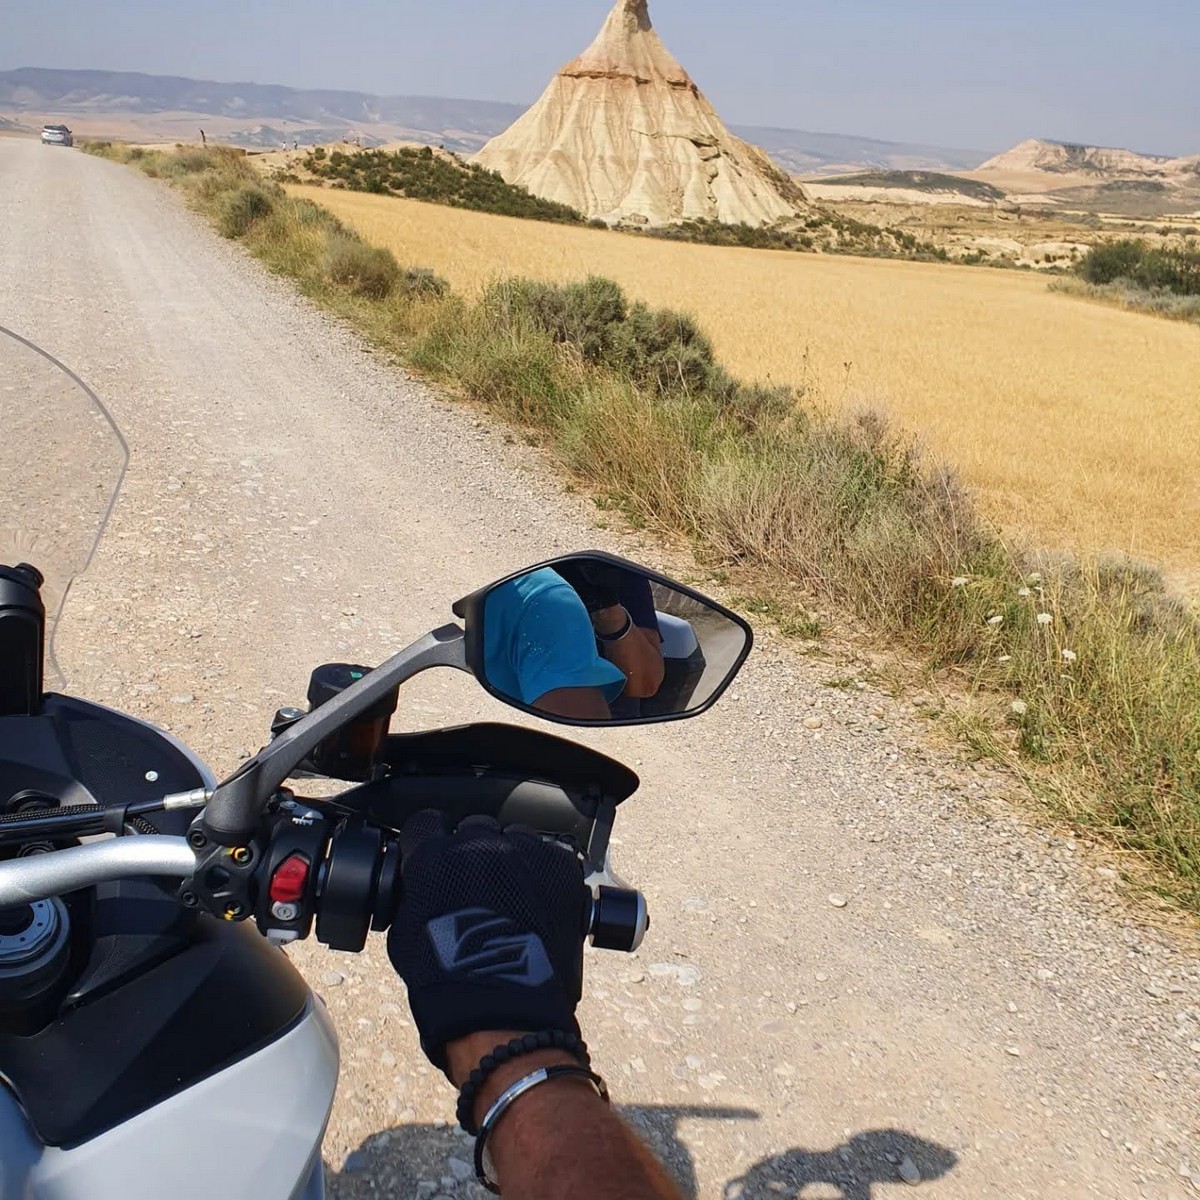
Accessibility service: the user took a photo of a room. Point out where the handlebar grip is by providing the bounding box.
[588,886,648,953]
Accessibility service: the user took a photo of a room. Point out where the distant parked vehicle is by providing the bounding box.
[41,124,73,147]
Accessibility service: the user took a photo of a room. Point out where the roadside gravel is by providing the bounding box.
[0,139,1196,1199]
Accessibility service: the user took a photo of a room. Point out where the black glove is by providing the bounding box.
[555,561,624,615]
[387,812,590,1076]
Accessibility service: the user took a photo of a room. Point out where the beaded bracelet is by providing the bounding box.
[455,1029,589,1136]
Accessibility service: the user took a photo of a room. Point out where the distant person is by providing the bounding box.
[293,139,299,151]
[199,129,206,146]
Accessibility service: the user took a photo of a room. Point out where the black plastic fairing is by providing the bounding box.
[383,723,638,800]
[0,694,209,832]
[332,723,638,871]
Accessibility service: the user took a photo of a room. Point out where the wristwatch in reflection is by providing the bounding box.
[595,607,633,643]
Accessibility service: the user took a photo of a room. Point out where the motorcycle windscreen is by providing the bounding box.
[0,327,127,687]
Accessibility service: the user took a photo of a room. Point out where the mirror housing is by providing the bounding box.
[454,551,752,728]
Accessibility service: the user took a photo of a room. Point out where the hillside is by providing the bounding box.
[979,138,1187,178]
[297,145,585,223]
[0,67,527,154]
[735,126,987,175]
[810,170,1004,203]
[972,138,1200,214]
[0,66,985,172]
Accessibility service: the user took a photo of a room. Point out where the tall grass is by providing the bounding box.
[85,141,1200,909]
[1050,276,1200,325]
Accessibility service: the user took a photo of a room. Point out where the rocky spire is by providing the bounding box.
[474,0,810,227]
[564,0,693,88]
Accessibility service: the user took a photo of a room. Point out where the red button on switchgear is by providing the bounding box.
[269,854,310,905]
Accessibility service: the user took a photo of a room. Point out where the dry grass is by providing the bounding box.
[288,185,1200,581]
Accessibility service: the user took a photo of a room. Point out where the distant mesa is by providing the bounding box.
[970,138,1200,215]
[474,0,812,227]
[978,138,1198,182]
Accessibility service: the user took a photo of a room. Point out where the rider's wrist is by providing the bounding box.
[445,1031,569,1088]
[447,1031,580,1126]
[593,605,632,640]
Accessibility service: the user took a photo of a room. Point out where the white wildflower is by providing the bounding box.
[1061,649,1077,662]
[1036,612,1053,626]
[987,615,1003,627]
[951,576,970,588]
[1010,700,1028,716]
[1028,572,1043,585]
[1017,587,1032,598]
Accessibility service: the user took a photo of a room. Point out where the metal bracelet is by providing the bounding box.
[595,607,633,643]
[474,1064,609,1194]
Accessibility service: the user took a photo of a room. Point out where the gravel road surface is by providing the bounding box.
[1,139,1196,1199]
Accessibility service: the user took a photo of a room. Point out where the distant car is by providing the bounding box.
[41,124,73,147]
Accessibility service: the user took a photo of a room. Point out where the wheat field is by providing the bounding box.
[288,185,1200,581]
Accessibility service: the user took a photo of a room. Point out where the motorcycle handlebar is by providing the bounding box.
[0,827,647,956]
[0,837,195,906]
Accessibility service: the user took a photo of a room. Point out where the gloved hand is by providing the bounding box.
[555,561,624,615]
[387,812,590,1076]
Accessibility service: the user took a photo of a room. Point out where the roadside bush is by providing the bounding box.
[1078,238,1200,295]
[323,231,401,298]
[1051,277,1200,325]
[216,185,277,238]
[290,197,347,234]
[479,276,729,397]
[397,267,449,300]
[169,149,214,176]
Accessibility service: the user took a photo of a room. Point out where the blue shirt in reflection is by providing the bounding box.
[484,569,627,708]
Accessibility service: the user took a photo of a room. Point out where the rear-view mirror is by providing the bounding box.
[454,553,753,726]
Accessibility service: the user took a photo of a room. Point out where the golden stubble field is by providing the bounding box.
[287,184,1200,582]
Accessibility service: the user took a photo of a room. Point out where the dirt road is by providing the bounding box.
[1,139,1196,1198]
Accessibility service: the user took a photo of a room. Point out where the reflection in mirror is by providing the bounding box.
[480,557,750,725]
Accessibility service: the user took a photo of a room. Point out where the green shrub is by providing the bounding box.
[300,146,585,224]
[290,197,346,233]
[397,267,449,299]
[1050,276,1200,325]
[217,185,276,238]
[323,232,401,298]
[1078,238,1200,295]
[168,149,214,176]
[478,275,728,397]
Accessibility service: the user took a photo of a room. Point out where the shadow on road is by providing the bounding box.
[327,1104,957,1199]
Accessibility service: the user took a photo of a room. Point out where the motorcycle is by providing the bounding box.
[0,326,752,1199]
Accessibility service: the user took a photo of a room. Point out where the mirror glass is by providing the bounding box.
[478,556,750,725]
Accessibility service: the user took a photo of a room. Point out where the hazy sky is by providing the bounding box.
[3,0,1197,154]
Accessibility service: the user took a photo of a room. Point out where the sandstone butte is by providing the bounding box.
[474,0,811,227]
[978,138,1200,183]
